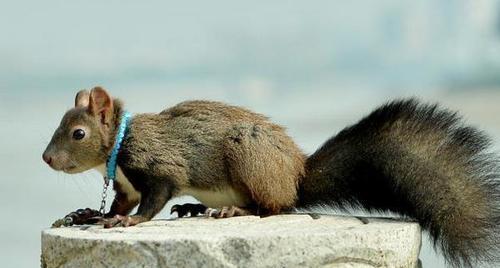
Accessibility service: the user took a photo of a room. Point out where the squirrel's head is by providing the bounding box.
[43,87,118,174]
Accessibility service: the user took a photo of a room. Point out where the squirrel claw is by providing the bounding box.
[205,208,219,218]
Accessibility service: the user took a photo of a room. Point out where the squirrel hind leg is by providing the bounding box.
[206,206,254,218]
[171,204,257,219]
[223,123,305,214]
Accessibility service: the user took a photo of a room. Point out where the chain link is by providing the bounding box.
[99,177,110,215]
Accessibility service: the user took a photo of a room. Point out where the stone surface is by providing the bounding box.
[41,215,421,268]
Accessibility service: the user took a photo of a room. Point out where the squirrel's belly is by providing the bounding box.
[178,186,251,208]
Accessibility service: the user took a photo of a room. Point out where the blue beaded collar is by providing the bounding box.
[106,111,132,181]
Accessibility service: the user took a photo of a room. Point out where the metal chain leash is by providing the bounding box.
[99,177,110,215]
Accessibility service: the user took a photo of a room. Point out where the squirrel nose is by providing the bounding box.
[42,153,52,165]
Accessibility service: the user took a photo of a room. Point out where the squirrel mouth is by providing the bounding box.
[63,165,77,173]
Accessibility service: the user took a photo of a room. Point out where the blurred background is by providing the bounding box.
[1,0,500,267]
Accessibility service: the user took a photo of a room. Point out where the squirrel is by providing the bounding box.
[43,87,500,267]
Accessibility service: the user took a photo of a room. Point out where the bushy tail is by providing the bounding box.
[298,99,500,267]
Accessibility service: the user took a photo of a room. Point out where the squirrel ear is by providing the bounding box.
[88,87,114,125]
[75,90,90,107]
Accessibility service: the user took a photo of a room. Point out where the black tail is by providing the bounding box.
[298,99,500,267]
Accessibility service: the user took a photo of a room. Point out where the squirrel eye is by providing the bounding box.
[72,129,86,140]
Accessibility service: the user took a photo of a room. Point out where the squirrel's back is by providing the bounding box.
[121,100,305,210]
[299,99,500,267]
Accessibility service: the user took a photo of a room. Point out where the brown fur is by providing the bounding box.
[44,89,500,267]
[119,99,305,215]
[44,88,305,222]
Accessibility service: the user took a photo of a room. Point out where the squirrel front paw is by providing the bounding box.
[52,208,103,227]
[99,215,148,228]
